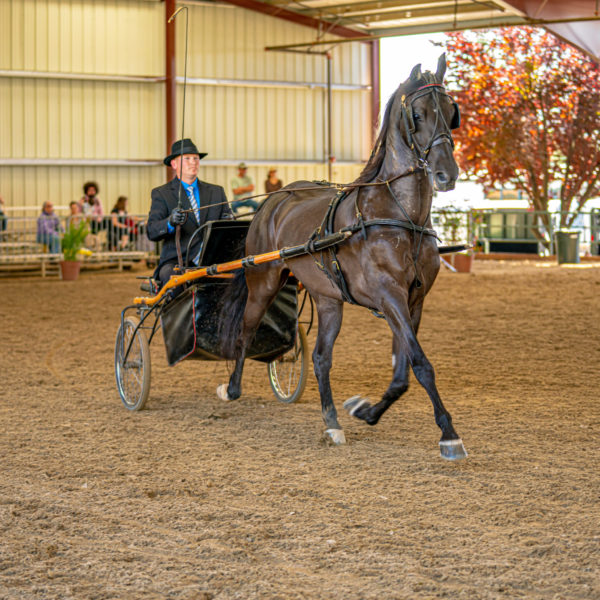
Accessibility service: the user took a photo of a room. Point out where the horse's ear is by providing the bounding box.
[436,53,447,83]
[409,64,422,82]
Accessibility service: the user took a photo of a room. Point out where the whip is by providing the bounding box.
[168,5,189,272]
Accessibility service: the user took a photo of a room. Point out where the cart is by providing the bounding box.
[115,219,317,411]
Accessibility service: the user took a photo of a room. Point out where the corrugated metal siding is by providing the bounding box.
[1,0,371,213]
[0,165,164,216]
[0,0,163,75]
[0,78,164,159]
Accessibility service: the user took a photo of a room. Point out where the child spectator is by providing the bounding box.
[67,200,83,226]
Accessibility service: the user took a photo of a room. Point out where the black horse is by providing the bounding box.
[218,54,467,460]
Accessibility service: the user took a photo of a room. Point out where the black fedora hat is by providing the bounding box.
[164,138,208,166]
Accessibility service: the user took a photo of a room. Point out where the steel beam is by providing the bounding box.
[218,0,366,38]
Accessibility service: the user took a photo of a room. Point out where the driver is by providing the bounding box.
[147,138,232,289]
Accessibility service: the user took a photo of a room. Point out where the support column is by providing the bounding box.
[370,40,380,145]
[326,52,333,182]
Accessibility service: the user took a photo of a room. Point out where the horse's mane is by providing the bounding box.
[353,70,438,185]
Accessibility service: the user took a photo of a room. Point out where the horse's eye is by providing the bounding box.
[413,112,421,121]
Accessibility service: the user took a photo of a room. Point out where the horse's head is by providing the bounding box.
[394,54,460,191]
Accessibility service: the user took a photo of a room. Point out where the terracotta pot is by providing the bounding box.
[60,260,82,281]
[451,253,474,273]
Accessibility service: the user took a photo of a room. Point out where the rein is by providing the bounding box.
[178,166,425,216]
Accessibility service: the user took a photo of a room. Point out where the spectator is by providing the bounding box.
[79,181,104,233]
[231,162,258,215]
[108,196,133,250]
[36,201,62,254]
[265,167,283,193]
[147,138,232,290]
[67,200,83,226]
[0,196,7,239]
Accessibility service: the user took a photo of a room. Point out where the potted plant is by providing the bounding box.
[60,220,90,280]
[437,206,473,273]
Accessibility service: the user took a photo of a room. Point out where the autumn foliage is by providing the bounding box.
[445,28,600,233]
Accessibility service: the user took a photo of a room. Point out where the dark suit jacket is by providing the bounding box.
[147,177,232,273]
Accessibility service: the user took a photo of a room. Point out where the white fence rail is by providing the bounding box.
[0,212,157,276]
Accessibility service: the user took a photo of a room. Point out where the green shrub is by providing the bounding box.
[61,220,89,261]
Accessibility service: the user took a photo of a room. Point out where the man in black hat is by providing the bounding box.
[147,138,233,289]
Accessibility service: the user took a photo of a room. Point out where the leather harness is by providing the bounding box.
[302,82,457,308]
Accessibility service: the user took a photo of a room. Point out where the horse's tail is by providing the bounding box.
[218,268,248,359]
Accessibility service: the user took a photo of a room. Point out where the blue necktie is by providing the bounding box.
[184,184,202,265]
[185,185,200,223]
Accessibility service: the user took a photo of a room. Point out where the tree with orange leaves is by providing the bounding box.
[445,27,600,244]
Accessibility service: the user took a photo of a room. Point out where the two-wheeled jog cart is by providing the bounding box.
[115,219,350,411]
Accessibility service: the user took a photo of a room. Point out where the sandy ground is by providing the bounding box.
[1,260,599,599]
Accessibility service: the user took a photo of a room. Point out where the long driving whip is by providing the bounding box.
[168,5,189,271]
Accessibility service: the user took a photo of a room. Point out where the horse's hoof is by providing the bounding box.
[216,384,232,402]
[439,439,468,460]
[343,395,369,417]
[325,428,346,445]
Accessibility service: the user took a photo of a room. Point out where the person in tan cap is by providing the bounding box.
[265,167,283,193]
[231,162,257,215]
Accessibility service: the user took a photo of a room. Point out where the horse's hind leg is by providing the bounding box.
[312,296,345,444]
[218,269,283,401]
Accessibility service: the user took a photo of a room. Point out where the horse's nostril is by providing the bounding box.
[435,172,448,183]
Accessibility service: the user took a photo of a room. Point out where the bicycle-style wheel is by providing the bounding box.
[115,315,151,411]
[267,324,309,404]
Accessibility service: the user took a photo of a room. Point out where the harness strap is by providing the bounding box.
[343,218,437,238]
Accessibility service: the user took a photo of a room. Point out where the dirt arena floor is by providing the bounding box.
[1,260,599,599]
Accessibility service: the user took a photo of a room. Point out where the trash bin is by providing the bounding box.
[554,230,580,264]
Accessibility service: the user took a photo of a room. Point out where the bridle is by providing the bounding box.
[401,83,460,166]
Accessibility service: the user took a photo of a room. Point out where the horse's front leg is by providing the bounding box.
[312,296,345,444]
[344,302,424,425]
[345,340,409,425]
[352,287,466,460]
[391,295,467,459]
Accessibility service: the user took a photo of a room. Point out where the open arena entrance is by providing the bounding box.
[1,260,599,598]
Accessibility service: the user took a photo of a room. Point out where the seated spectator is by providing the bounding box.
[108,196,137,250]
[36,201,63,253]
[231,162,258,215]
[0,196,7,239]
[265,167,283,193]
[67,200,83,226]
[79,181,104,233]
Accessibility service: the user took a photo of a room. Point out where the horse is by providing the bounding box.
[218,54,468,460]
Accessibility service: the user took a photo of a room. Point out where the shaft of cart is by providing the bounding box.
[134,230,352,306]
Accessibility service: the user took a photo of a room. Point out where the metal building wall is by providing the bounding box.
[0,0,165,215]
[0,0,372,216]
[182,2,371,194]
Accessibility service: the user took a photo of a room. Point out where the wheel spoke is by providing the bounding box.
[115,316,151,411]
[268,324,308,404]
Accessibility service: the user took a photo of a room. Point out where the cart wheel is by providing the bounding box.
[268,324,309,404]
[115,315,151,411]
